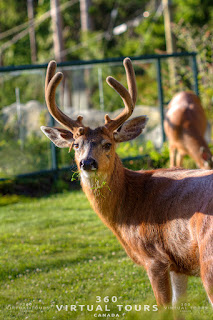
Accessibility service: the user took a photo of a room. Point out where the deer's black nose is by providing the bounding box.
[80,158,98,171]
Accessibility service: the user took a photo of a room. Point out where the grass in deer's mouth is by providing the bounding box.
[71,170,81,182]
[72,169,111,197]
[0,191,210,319]
[89,172,111,198]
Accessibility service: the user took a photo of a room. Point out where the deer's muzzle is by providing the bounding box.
[80,158,98,171]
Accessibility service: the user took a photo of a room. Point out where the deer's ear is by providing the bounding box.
[113,116,148,143]
[41,126,74,148]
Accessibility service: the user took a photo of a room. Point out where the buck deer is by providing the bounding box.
[41,59,213,309]
[164,91,213,169]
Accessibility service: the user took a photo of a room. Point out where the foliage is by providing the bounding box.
[172,21,213,119]
[143,140,170,167]
[0,191,211,319]
[117,140,170,170]
[173,0,213,27]
[160,56,195,104]
[117,141,144,159]
[133,15,166,56]
[0,104,77,177]
[0,0,30,66]
[0,0,212,65]
[0,129,49,177]
[0,168,80,198]
[0,71,45,109]
[86,62,158,112]
[0,0,212,117]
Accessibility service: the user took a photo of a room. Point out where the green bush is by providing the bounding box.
[117,140,170,170]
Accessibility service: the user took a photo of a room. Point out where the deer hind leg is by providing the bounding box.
[147,262,171,306]
[200,258,213,306]
[170,271,188,305]
[176,152,184,168]
[199,231,213,307]
[169,145,176,168]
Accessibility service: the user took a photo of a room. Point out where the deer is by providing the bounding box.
[41,58,213,309]
[164,91,213,169]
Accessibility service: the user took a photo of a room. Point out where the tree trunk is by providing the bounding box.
[50,0,65,62]
[50,0,72,109]
[79,0,93,32]
[80,0,93,109]
[162,0,177,87]
[27,0,37,63]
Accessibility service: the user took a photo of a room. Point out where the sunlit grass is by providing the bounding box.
[0,191,211,319]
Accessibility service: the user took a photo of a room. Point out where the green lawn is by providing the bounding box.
[0,191,211,320]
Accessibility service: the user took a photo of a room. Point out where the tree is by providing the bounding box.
[1,0,212,65]
[80,0,93,33]
[50,0,65,62]
[27,0,37,63]
[0,0,31,66]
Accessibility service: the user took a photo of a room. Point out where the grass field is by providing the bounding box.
[0,191,212,320]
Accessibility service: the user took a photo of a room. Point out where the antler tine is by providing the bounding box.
[45,60,57,93]
[45,60,83,133]
[124,57,137,105]
[104,58,137,131]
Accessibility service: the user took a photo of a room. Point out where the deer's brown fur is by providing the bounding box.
[164,91,213,169]
[41,59,213,308]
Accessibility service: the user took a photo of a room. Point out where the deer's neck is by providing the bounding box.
[80,154,126,230]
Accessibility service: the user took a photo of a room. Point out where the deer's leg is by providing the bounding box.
[147,262,171,306]
[200,258,213,306]
[169,145,176,167]
[176,152,184,168]
[170,271,188,305]
[199,232,213,307]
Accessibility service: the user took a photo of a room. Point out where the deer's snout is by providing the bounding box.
[80,158,98,171]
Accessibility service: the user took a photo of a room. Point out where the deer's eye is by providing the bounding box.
[73,143,79,150]
[103,143,112,150]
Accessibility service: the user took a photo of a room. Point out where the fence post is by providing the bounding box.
[156,58,166,144]
[49,115,58,173]
[192,53,199,96]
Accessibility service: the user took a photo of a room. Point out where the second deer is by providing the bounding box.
[164,91,213,169]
